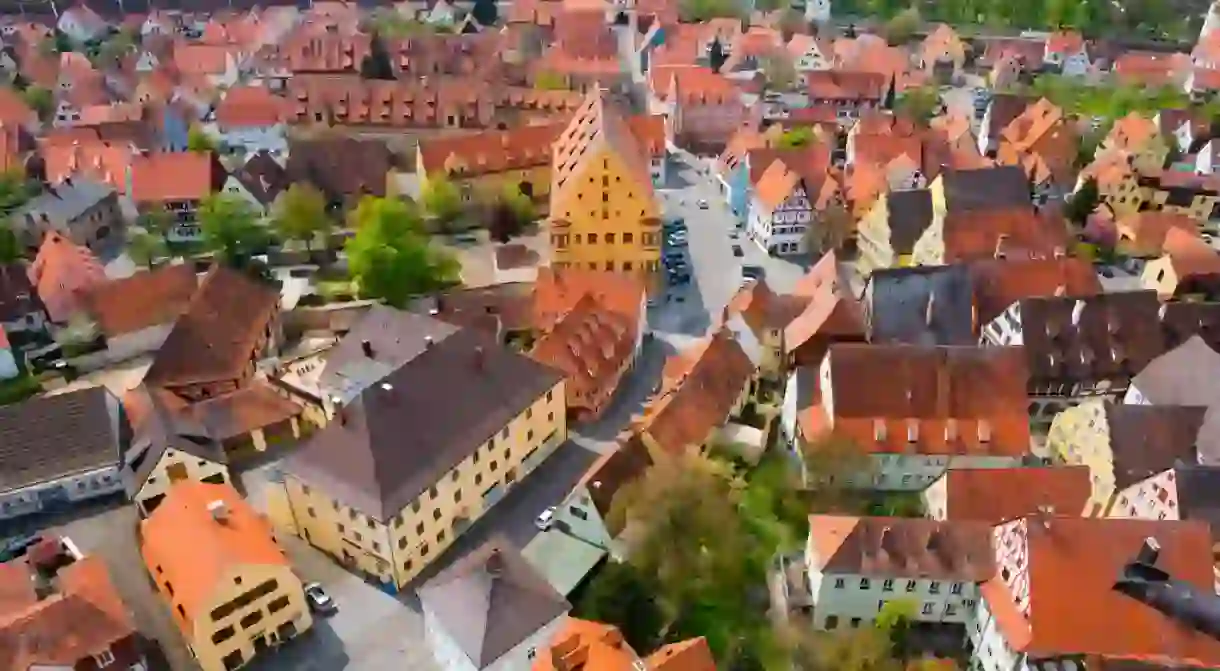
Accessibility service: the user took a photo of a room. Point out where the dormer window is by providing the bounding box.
[977,420,992,443]
[873,419,887,442]
[906,420,918,443]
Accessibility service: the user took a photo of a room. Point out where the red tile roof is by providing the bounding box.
[935,466,1092,522]
[214,86,290,128]
[129,151,224,203]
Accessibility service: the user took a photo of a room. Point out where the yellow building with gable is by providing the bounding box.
[547,89,663,291]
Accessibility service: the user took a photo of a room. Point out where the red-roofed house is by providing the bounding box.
[1043,30,1091,76]
[173,43,239,88]
[204,86,289,157]
[28,232,106,323]
[129,151,227,241]
[650,66,745,152]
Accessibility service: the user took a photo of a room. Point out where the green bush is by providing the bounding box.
[0,374,41,406]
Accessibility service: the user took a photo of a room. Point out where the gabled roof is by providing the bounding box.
[140,482,288,632]
[0,386,121,493]
[286,327,563,521]
[213,85,288,128]
[807,515,994,580]
[935,466,1092,522]
[143,265,280,389]
[83,263,198,337]
[969,257,1101,326]
[232,150,290,206]
[285,136,392,200]
[1103,402,1210,486]
[129,150,225,203]
[419,540,569,668]
[551,89,653,203]
[936,165,1031,213]
[866,265,975,346]
[120,384,223,496]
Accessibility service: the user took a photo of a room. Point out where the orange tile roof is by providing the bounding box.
[550,89,653,203]
[785,253,866,351]
[286,74,493,129]
[753,159,804,213]
[645,637,717,671]
[1112,51,1189,87]
[968,257,1102,326]
[982,516,1220,664]
[83,264,199,337]
[822,343,1031,457]
[41,141,137,193]
[943,207,1070,262]
[806,70,887,102]
[1106,112,1160,153]
[173,43,233,76]
[650,65,739,105]
[214,86,290,128]
[1116,211,1200,256]
[529,269,644,419]
[0,88,36,128]
[1045,30,1084,54]
[27,232,106,323]
[140,481,289,633]
[532,618,640,670]
[937,466,1092,522]
[419,122,567,179]
[129,151,224,203]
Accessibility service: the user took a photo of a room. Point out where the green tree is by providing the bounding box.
[0,219,19,262]
[534,71,569,90]
[187,127,217,153]
[359,34,396,80]
[761,55,797,90]
[137,208,174,242]
[787,625,902,671]
[805,202,855,256]
[876,599,917,661]
[472,0,499,26]
[801,432,874,514]
[421,173,465,229]
[198,194,266,267]
[894,86,942,126]
[679,0,742,21]
[1065,177,1100,226]
[95,28,137,64]
[779,127,815,148]
[127,230,167,268]
[344,196,460,307]
[0,171,39,214]
[273,184,332,250]
[709,37,727,73]
[883,7,921,45]
[576,561,665,653]
[21,86,53,123]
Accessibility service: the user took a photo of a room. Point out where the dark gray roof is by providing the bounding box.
[0,262,39,323]
[120,385,224,496]
[285,327,563,521]
[233,151,291,206]
[1172,465,1220,540]
[985,93,1032,144]
[0,387,123,492]
[418,540,570,668]
[317,306,461,404]
[18,178,114,230]
[885,189,934,255]
[866,265,975,346]
[939,166,1031,212]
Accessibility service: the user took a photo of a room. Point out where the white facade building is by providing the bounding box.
[748,184,812,256]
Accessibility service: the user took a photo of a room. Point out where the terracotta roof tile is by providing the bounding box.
[935,466,1092,522]
[639,328,756,455]
[27,232,105,323]
[968,257,1101,326]
[645,637,717,671]
[418,122,567,178]
[143,265,280,389]
[190,379,303,441]
[808,515,994,581]
[40,141,137,193]
[83,264,198,338]
[214,86,289,128]
[1116,211,1200,256]
[982,516,1220,664]
[1112,51,1189,87]
[943,207,1069,262]
[805,70,887,102]
[129,151,224,203]
[0,87,37,128]
[286,74,494,129]
[550,89,653,203]
[531,618,639,670]
[140,482,288,634]
[822,344,1030,457]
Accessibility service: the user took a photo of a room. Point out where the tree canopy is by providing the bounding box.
[0,219,19,262]
[883,7,921,45]
[360,34,396,80]
[575,560,665,654]
[779,127,816,148]
[198,194,266,267]
[187,127,217,153]
[472,0,499,26]
[679,0,743,22]
[420,173,465,229]
[894,86,942,127]
[127,230,167,268]
[1064,177,1100,226]
[841,0,1187,39]
[273,183,332,250]
[20,86,53,123]
[344,196,460,307]
[533,71,569,91]
[0,171,39,215]
[762,55,797,90]
[489,186,534,243]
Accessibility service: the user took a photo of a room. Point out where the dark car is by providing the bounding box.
[742,264,765,280]
[732,244,744,257]
[0,534,43,562]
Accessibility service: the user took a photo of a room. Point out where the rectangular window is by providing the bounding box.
[859,578,870,589]
[922,602,933,615]
[834,578,845,588]
[951,582,962,595]
[239,610,263,629]
[268,595,290,613]
[606,233,616,243]
[882,579,894,592]
[929,581,941,594]
[212,625,235,644]
[588,233,598,244]
[905,580,916,592]
[623,232,633,243]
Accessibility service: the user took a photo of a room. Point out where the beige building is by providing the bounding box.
[141,482,311,671]
[1047,399,1208,517]
[274,325,567,590]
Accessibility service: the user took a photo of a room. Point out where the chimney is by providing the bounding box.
[207,499,229,522]
[361,339,374,358]
[485,548,503,576]
[1054,285,1066,297]
[425,335,434,349]
[1071,299,1086,326]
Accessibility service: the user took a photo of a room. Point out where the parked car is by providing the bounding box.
[668,270,691,285]
[536,506,556,531]
[742,264,765,280]
[732,244,744,257]
[0,534,42,562]
[698,199,709,209]
[667,235,688,247]
[303,582,338,615]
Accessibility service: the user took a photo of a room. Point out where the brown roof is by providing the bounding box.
[1159,301,1220,351]
[1116,211,1200,256]
[419,122,567,178]
[1014,290,1166,388]
[415,283,536,337]
[942,207,1070,263]
[645,637,717,671]
[785,253,867,351]
[579,432,654,527]
[140,482,289,633]
[285,327,563,520]
[129,151,225,203]
[1105,402,1209,488]
[190,380,303,442]
[532,618,639,670]
[419,540,570,668]
[823,344,1030,457]
[968,257,1102,326]
[0,556,137,671]
[981,516,1220,664]
[83,263,198,337]
[725,277,810,337]
[640,328,756,456]
[285,136,392,200]
[143,265,280,389]
[214,85,289,128]
[286,74,493,130]
[996,98,1077,187]
[807,515,995,581]
[936,466,1092,522]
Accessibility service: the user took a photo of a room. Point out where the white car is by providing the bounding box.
[698,199,709,209]
[536,506,556,531]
